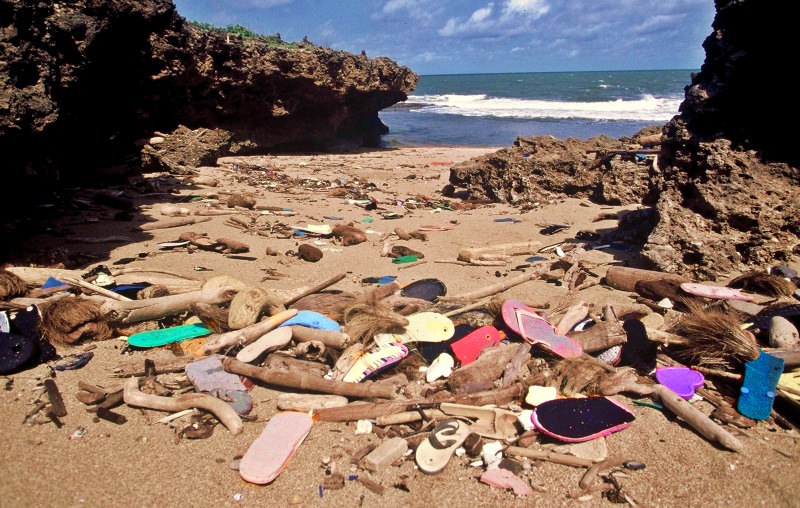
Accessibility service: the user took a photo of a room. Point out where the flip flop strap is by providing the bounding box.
[428,419,460,449]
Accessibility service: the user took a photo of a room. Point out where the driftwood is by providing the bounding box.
[289,325,350,349]
[505,446,596,468]
[60,276,132,302]
[100,286,239,324]
[262,354,330,378]
[439,268,547,302]
[6,266,86,286]
[501,343,532,388]
[222,358,398,399]
[313,378,544,422]
[568,320,627,353]
[448,343,522,393]
[133,216,211,232]
[122,378,243,435]
[457,240,542,263]
[200,309,298,355]
[604,266,690,293]
[283,272,347,307]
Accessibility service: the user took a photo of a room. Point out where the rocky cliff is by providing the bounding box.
[0,0,417,193]
[447,0,798,280]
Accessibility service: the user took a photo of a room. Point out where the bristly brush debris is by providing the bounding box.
[667,301,760,371]
[727,271,797,297]
[341,290,409,346]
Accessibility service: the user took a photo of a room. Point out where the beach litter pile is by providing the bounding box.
[1,161,799,504]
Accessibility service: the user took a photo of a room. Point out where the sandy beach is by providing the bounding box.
[2,146,798,508]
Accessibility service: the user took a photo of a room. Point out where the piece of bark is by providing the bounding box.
[134,216,211,232]
[505,446,595,468]
[223,358,398,399]
[447,343,522,393]
[276,393,349,412]
[567,320,627,353]
[44,379,67,417]
[603,266,690,293]
[100,286,238,324]
[501,342,532,388]
[59,276,132,302]
[457,241,542,263]
[123,378,243,435]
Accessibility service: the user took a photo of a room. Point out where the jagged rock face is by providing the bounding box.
[0,0,417,191]
[447,133,659,210]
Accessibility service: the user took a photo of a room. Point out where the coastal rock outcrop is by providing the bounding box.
[0,0,417,195]
[447,0,798,280]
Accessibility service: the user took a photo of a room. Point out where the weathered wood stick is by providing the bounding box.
[6,266,85,286]
[200,308,297,355]
[439,267,546,302]
[290,325,350,349]
[60,276,132,302]
[442,298,493,318]
[133,216,211,231]
[457,240,542,263]
[603,266,690,293]
[101,286,239,324]
[505,446,596,468]
[579,456,628,489]
[501,342,532,388]
[122,378,242,435]
[222,358,397,399]
[448,343,522,393]
[283,272,347,306]
[263,354,330,378]
[111,356,195,377]
[314,378,543,422]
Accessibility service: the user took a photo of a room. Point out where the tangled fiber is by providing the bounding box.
[341,289,409,346]
[727,271,797,297]
[0,270,28,300]
[39,297,112,344]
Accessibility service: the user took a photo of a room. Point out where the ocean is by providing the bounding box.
[378,69,696,147]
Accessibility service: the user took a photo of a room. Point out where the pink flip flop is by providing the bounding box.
[239,411,313,485]
[501,300,583,358]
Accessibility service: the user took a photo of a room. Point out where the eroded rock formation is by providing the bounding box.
[447,0,798,280]
[0,0,417,193]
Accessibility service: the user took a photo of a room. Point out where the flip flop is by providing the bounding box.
[415,418,471,474]
[400,278,447,302]
[185,355,252,415]
[679,283,755,301]
[278,310,341,332]
[236,327,293,363]
[127,323,211,348]
[655,366,705,400]
[239,411,313,485]
[501,300,583,358]
[342,342,408,383]
[449,325,504,365]
[0,332,38,374]
[374,312,455,346]
[532,396,635,442]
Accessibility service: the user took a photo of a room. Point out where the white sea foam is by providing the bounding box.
[406,93,681,122]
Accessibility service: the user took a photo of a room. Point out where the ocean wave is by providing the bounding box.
[403,93,681,122]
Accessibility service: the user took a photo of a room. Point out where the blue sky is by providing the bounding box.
[172,0,716,75]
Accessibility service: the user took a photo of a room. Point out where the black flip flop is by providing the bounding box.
[0,332,38,374]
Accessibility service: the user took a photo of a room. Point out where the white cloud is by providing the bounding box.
[469,5,494,23]
[438,0,549,37]
[502,0,549,17]
[239,0,295,7]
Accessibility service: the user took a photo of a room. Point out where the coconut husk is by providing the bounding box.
[667,300,760,370]
[289,291,357,322]
[201,275,247,292]
[297,244,323,262]
[545,356,610,396]
[635,279,700,311]
[332,225,366,246]
[388,245,425,259]
[727,271,797,297]
[39,297,112,344]
[0,270,28,300]
[138,285,170,299]
[341,288,410,345]
[227,193,256,209]
[114,320,160,337]
[189,302,230,333]
[228,287,285,330]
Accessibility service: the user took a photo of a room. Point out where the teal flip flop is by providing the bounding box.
[127,323,211,348]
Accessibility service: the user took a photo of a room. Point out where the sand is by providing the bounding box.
[1,146,798,508]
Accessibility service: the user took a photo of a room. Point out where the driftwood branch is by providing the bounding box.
[222,358,398,399]
[457,241,542,263]
[439,267,546,302]
[122,378,242,435]
[101,286,239,324]
[283,272,347,307]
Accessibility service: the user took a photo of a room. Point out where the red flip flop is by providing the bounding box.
[501,299,583,358]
